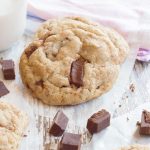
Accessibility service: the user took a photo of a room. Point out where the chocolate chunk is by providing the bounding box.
[50,110,68,136]
[1,60,15,80]
[139,110,150,135]
[136,121,141,126]
[35,80,44,87]
[144,110,150,123]
[25,45,37,58]
[0,81,9,97]
[87,109,110,134]
[70,58,84,88]
[59,132,81,150]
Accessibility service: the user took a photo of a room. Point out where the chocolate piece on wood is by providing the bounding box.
[70,58,84,88]
[1,60,15,80]
[0,81,9,97]
[49,110,68,136]
[139,110,150,135]
[59,132,81,150]
[87,109,110,134]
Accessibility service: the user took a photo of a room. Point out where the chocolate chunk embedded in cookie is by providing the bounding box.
[70,58,85,88]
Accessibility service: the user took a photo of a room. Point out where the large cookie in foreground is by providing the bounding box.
[0,101,28,150]
[19,17,129,105]
[119,145,150,150]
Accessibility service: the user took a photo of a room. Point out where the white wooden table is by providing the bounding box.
[29,42,149,149]
[114,60,150,117]
[8,34,148,150]
[21,1,150,148]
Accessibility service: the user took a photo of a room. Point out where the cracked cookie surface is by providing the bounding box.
[19,17,129,105]
[0,101,28,150]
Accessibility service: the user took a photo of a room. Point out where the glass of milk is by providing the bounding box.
[0,0,27,51]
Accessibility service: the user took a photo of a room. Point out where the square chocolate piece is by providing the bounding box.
[50,110,68,137]
[139,110,150,135]
[1,60,15,80]
[0,81,9,97]
[59,132,81,150]
[87,109,110,134]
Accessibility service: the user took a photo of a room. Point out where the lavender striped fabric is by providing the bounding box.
[137,48,150,62]
[27,0,150,62]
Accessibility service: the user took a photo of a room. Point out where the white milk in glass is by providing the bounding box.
[0,1,14,14]
[0,0,27,51]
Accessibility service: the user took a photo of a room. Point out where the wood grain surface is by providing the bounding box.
[33,60,150,150]
[10,35,149,150]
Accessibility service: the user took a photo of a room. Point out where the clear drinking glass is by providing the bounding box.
[0,0,27,51]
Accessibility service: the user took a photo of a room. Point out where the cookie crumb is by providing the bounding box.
[129,83,135,92]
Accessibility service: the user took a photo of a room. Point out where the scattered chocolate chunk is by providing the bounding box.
[25,45,37,58]
[144,110,150,123]
[50,110,68,136]
[139,110,150,135]
[70,58,84,88]
[59,132,81,150]
[87,109,110,134]
[1,60,15,80]
[23,135,27,137]
[0,81,9,97]
[136,121,141,126]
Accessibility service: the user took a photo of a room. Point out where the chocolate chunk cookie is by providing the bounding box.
[119,145,150,150]
[19,17,129,105]
[0,101,28,150]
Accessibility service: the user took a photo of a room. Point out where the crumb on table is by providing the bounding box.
[129,83,135,92]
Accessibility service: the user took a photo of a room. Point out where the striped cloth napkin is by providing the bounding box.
[27,0,150,62]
